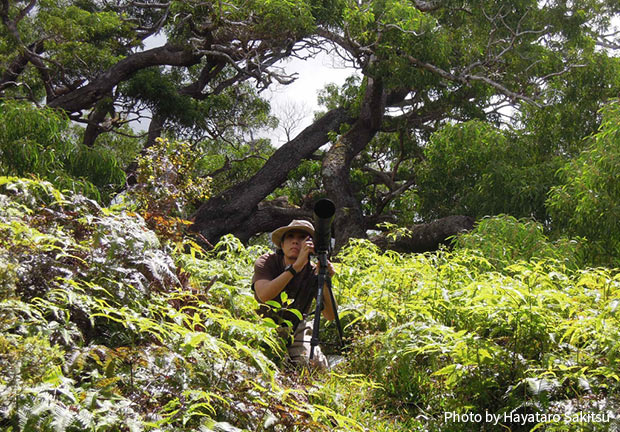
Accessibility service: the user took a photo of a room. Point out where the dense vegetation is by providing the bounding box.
[1,90,619,432]
[2,0,619,247]
[1,172,618,431]
[1,1,620,430]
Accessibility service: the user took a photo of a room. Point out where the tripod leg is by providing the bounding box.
[326,276,344,348]
[310,267,325,360]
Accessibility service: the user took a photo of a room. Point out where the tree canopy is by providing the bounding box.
[1,0,620,256]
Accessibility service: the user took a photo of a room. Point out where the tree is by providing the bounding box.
[2,0,619,252]
[0,0,325,145]
[0,99,125,200]
[274,99,311,143]
[194,0,620,250]
[547,100,620,265]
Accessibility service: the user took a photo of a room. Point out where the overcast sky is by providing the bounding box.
[261,51,356,144]
[141,35,355,143]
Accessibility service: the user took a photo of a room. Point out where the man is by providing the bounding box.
[252,219,336,369]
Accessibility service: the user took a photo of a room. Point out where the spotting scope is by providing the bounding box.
[312,198,335,253]
[310,198,343,361]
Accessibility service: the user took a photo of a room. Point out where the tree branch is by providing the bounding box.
[232,199,312,244]
[404,53,542,107]
[370,215,475,253]
[411,0,442,12]
[48,44,203,113]
[191,106,353,243]
[0,41,43,92]
[361,166,398,190]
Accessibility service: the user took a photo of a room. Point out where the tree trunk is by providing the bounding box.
[125,114,164,186]
[322,74,387,251]
[232,199,312,244]
[370,215,475,253]
[189,107,351,244]
[146,113,164,149]
[83,97,114,147]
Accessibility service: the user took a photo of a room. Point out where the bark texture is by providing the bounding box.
[48,44,202,113]
[322,74,387,250]
[232,199,312,244]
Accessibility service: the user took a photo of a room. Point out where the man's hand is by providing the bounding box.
[314,259,336,277]
[293,236,314,272]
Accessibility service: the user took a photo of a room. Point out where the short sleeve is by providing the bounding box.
[252,253,278,286]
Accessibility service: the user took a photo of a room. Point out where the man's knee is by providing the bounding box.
[287,321,329,369]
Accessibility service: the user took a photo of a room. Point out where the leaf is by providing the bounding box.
[525,377,559,395]
[265,300,281,309]
[262,317,278,328]
[287,307,303,322]
[432,364,457,376]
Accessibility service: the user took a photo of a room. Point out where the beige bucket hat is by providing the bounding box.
[271,219,315,247]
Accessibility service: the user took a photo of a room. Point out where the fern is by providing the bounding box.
[3,176,618,431]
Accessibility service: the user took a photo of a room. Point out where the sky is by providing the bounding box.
[140,35,356,143]
[261,51,356,144]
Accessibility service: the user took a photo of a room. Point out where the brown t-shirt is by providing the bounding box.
[252,253,318,325]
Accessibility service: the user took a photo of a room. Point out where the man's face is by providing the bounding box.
[281,230,310,259]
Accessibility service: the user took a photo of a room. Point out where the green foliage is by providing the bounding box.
[3,0,619,259]
[518,53,620,158]
[272,159,323,206]
[2,176,620,431]
[252,0,315,36]
[81,123,143,168]
[453,215,586,270]
[167,0,317,43]
[416,120,561,222]
[37,0,134,71]
[122,68,277,143]
[317,75,361,113]
[547,100,620,266]
[0,177,360,431]
[0,101,125,201]
[128,137,212,219]
[326,235,619,431]
[202,138,275,197]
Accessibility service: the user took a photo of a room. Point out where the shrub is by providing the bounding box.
[452,215,586,270]
[547,100,620,266]
[331,238,619,431]
[415,120,559,222]
[2,176,618,432]
[0,177,353,431]
[0,100,125,201]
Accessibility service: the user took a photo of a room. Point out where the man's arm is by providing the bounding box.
[256,267,336,319]
[254,239,313,303]
[254,271,295,303]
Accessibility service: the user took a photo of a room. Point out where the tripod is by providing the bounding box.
[309,251,344,360]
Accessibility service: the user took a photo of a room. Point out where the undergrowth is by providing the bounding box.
[0,177,353,431]
[326,221,619,431]
[1,177,619,431]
